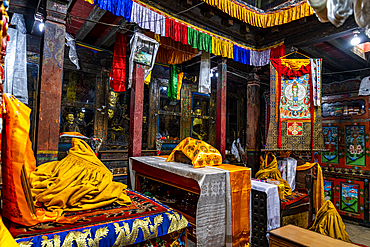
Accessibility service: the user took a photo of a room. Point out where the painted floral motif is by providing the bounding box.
[287,122,303,136]
[322,126,339,163]
[346,125,366,166]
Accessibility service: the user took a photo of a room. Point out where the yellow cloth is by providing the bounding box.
[309,200,352,243]
[280,151,292,158]
[255,153,292,197]
[211,37,234,59]
[0,216,18,247]
[144,71,152,85]
[281,59,310,71]
[202,0,314,28]
[297,162,325,213]
[176,72,184,100]
[30,138,131,215]
[218,164,251,246]
[166,137,222,168]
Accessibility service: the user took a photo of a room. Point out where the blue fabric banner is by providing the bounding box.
[96,0,133,22]
[16,209,189,247]
[233,44,250,65]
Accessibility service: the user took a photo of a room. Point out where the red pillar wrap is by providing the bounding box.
[216,58,227,159]
[128,64,145,158]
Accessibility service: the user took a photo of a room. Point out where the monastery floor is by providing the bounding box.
[345,221,370,246]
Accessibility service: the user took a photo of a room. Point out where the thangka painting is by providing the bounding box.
[346,125,366,166]
[322,126,339,164]
[265,58,324,151]
[324,180,333,202]
[280,74,311,120]
[340,183,359,214]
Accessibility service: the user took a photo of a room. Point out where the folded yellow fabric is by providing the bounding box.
[0,216,18,247]
[255,153,292,197]
[297,162,325,213]
[309,200,351,243]
[30,138,131,214]
[166,137,222,168]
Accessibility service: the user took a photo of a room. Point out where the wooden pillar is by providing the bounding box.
[36,1,67,165]
[216,58,227,159]
[246,73,261,176]
[128,64,145,157]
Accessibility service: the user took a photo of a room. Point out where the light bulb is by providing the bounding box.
[39,22,44,32]
[210,72,214,77]
[351,34,360,46]
[216,72,218,77]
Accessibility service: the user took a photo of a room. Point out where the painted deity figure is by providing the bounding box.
[75,111,87,135]
[63,113,80,132]
[192,102,206,141]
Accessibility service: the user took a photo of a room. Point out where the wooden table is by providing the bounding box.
[269,225,357,247]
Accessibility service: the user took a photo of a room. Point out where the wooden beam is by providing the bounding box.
[221,17,233,28]
[37,21,66,165]
[327,38,368,65]
[95,18,127,47]
[285,17,358,47]
[246,74,260,177]
[75,5,106,41]
[299,46,349,71]
[216,58,227,159]
[128,64,145,158]
[257,16,358,47]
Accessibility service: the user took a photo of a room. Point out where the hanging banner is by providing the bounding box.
[265,58,325,151]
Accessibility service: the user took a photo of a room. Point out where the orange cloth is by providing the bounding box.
[176,72,184,100]
[146,32,198,65]
[166,137,222,168]
[218,164,251,247]
[2,94,78,226]
[2,94,40,226]
[297,162,325,212]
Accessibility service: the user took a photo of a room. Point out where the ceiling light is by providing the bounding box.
[351,30,361,46]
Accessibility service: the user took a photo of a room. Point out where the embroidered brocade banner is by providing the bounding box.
[15,190,189,247]
[265,59,324,151]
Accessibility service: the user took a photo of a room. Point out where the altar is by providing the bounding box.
[129,156,251,247]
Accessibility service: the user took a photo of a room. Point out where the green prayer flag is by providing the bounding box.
[187,28,212,53]
[168,65,177,100]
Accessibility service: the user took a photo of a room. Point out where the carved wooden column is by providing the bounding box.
[128,64,145,157]
[246,73,261,176]
[216,58,227,159]
[36,0,67,165]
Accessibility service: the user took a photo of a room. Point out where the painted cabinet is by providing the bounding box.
[320,95,370,226]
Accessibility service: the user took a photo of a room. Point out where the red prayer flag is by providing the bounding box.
[109,33,127,92]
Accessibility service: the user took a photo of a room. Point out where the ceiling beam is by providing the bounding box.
[299,46,349,72]
[95,18,128,47]
[327,38,368,66]
[285,17,358,47]
[257,16,358,47]
[75,5,106,41]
